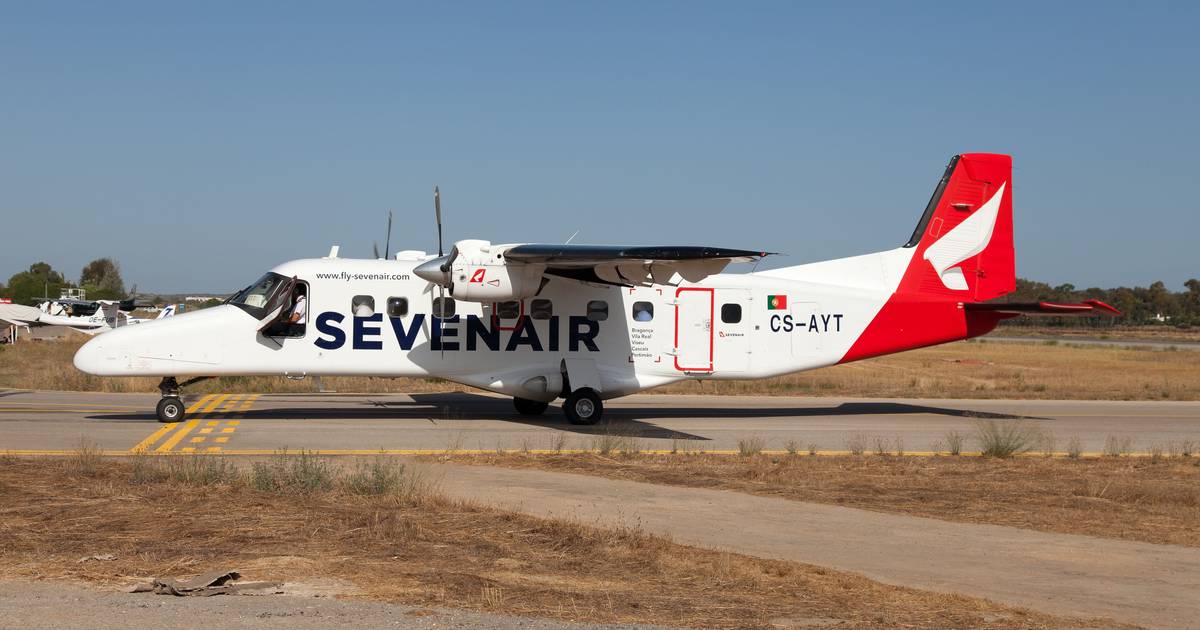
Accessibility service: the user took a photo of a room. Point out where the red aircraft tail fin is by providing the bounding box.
[899,153,1015,302]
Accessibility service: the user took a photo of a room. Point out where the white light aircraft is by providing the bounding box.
[0,297,174,335]
[74,154,1118,423]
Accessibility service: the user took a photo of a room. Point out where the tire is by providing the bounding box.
[513,397,549,416]
[156,397,185,423]
[563,388,603,425]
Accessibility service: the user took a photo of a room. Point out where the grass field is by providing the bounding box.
[1,335,1197,400]
[445,453,1200,548]
[0,453,1126,629]
[994,324,1200,343]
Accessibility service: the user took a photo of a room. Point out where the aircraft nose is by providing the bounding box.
[73,336,109,375]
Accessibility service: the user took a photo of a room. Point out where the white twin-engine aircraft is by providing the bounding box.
[75,154,1117,424]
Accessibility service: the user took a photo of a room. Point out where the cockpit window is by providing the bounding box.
[229,272,290,318]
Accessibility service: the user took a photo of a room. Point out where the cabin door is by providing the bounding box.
[674,287,713,372]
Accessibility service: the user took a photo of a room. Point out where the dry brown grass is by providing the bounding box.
[0,456,1124,629]
[995,324,1200,343]
[2,335,1197,400]
[0,337,471,395]
[449,453,1200,548]
[658,339,1199,400]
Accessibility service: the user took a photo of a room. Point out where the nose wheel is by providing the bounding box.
[154,375,212,423]
[563,388,603,425]
[156,396,185,423]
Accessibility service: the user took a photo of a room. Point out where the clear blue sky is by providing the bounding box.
[2,1,1196,294]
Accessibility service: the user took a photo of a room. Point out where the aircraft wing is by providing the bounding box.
[0,303,43,327]
[504,244,771,285]
[964,299,1121,317]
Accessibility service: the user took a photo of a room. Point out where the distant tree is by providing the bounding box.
[190,298,224,311]
[80,258,125,300]
[1183,279,1200,316]
[5,262,70,305]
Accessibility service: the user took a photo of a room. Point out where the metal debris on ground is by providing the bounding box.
[130,570,283,596]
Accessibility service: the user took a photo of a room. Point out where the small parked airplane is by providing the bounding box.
[0,296,175,335]
[74,153,1118,423]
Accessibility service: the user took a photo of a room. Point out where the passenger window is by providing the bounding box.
[352,295,375,317]
[530,299,552,320]
[496,301,520,319]
[386,297,408,317]
[587,300,608,322]
[432,297,456,319]
[721,303,742,324]
[632,301,654,322]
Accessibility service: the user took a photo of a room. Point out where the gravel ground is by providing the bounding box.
[0,579,672,630]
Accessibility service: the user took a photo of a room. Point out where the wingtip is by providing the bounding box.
[1084,299,1122,316]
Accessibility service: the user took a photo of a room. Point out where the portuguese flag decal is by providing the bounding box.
[767,294,787,310]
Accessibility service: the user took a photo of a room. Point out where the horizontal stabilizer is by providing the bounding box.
[964,299,1121,317]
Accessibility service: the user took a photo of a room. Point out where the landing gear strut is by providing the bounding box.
[563,388,603,425]
[513,397,549,416]
[155,376,212,423]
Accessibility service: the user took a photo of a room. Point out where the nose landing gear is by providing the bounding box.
[155,376,213,423]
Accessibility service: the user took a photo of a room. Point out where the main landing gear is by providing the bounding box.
[512,388,604,425]
[513,397,550,416]
[155,376,211,423]
[563,388,603,426]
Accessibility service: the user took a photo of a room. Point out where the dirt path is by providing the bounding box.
[431,463,1200,629]
[0,579,665,630]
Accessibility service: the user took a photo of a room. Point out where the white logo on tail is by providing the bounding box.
[922,182,1006,291]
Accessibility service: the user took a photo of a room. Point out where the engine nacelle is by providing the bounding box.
[447,240,545,302]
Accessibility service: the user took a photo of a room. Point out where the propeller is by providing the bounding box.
[434,186,443,257]
[384,210,393,260]
[432,187,447,357]
[415,186,457,287]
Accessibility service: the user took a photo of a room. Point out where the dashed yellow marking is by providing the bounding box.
[186,394,217,414]
[220,394,243,412]
[190,436,206,443]
[200,394,231,415]
[215,437,229,443]
[238,394,260,411]
[227,420,241,426]
[180,447,195,453]
[130,394,213,453]
[221,427,236,433]
[207,420,220,427]
[130,423,178,454]
[199,428,213,434]
[156,419,199,452]
[206,447,222,453]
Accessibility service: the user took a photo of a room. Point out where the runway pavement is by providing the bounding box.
[1,389,1197,455]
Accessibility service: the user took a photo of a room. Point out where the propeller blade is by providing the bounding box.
[384,210,393,260]
[434,186,444,257]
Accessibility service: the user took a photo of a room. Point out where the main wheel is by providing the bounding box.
[563,388,603,425]
[513,397,549,415]
[156,397,185,423]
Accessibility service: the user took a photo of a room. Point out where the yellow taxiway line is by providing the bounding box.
[130,393,256,454]
[1,449,1171,459]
